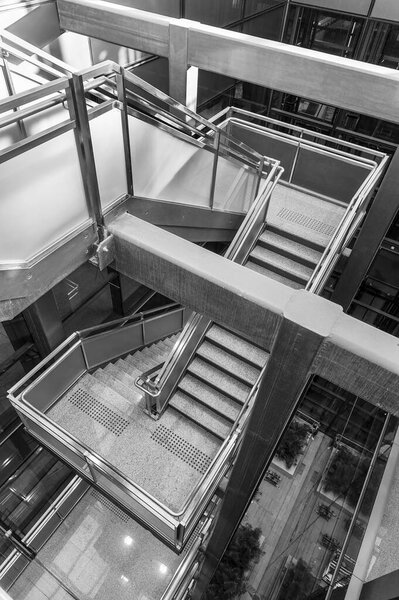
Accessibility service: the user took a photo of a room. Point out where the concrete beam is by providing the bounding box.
[58,0,399,123]
[108,213,399,412]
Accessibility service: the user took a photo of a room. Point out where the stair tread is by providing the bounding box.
[249,246,313,282]
[105,363,138,387]
[179,373,241,421]
[206,324,268,368]
[197,341,259,385]
[245,260,303,289]
[93,369,142,404]
[169,390,230,440]
[188,357,251,403]
[265,223,326,252]
[258,230,322,266]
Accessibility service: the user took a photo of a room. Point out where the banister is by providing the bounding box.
[306,153,389,294]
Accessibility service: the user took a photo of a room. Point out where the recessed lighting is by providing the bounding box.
[121,575,129,583]
[124,535,133,546]
[159,563,168,575]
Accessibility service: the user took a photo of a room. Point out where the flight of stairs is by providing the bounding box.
[93,335,179,405]
[245,224,323,289]
[90,328,267,449]
[168,324,268,441]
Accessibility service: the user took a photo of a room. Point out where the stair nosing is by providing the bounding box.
[187,362,247,405]
[265,223,325,252]
[194,348,258,387]
[249,248,310,284]
[204,330,266,369]
[176,382,236,424]
[258,237,320,269]
[169,392,227,442]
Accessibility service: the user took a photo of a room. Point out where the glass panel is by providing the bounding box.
[311,13,363,58]
[0,131,89,264]
[0,429,37,489]
[0,448,72,535]
[128,115,213,207]
[212,130,260,212]
[226,378,396,599]
[90,109,128,210]
[185,0,242,27]
[245,0,285,17]
[242,7,285,40]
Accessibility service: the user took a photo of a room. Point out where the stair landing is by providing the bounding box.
[47,343,220,514]
[268,183,345,249]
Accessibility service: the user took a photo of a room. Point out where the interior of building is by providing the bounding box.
[1,1,399,599]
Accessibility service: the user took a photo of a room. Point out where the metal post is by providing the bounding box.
[209,130,221,210]
[67,74,104,241]
[325,413,391,600]
[331,149,399,311]
[116,70,134,196]
[0,41,27,139]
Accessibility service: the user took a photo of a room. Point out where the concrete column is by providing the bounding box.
[192,294,341,599]
[22,290,64,357]
[168,20,198,110]
[331,149,399,311]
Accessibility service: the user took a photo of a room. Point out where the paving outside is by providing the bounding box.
[8,487,184,600]
[241,432,362,599]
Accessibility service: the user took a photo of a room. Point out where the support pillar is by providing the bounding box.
[331,149,399,311]
[22,290,64,358]
[192,294,341,599]
[168,20,198,110]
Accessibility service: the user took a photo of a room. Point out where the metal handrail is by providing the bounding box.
[226,116,378,168]
[306,153,390,293]
[136,163,283,417]
[77,302,181,337]
[213,106,386,163]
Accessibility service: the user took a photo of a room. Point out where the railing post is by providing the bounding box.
[209,130,221,210]
[289,130,303,183]
[67,74,104,241]
[116,70,134,196]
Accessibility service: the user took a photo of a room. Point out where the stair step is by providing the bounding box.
[169,390,230,441]
[258,230,322,268]
[206,324,268,368]
[105,363,138,388]
[197,341,259,385]
[179,373,241,421]
[93,369,141,404]
[266,223,325,253]
[245,260,303,289]
[249,246,313,284]
[116,357,153,378]
[188,357,251,404]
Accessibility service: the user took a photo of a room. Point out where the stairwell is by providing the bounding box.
[246,224,323,289]
[168,324,268,441]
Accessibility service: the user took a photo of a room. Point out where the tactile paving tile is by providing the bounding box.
[151,424,212,474]
[91,489,130,522]
[67,388,129,436]
[277,208,335,236]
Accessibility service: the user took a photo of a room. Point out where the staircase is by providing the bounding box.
[92,335,179,406]
[168,324,268,441]
[245,223,323,289]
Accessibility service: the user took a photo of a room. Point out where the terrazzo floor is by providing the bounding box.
[47,346,220,513]
[268,183,346,248]
[8,488,184,600]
